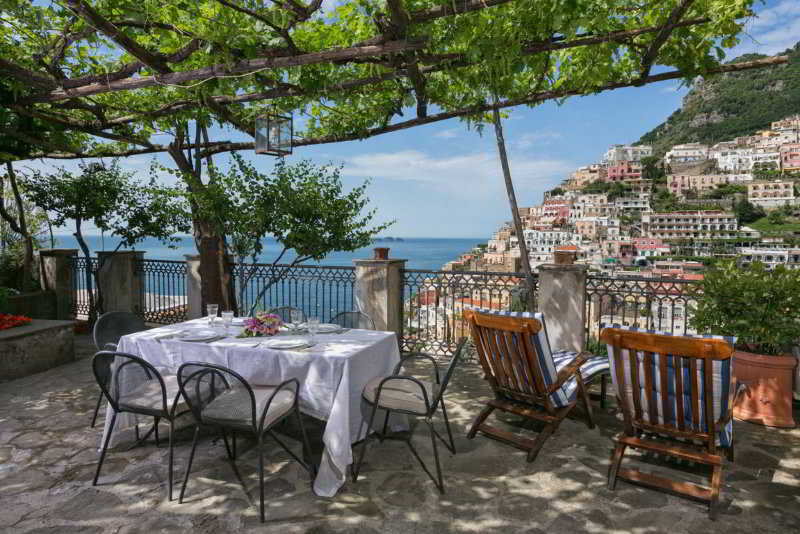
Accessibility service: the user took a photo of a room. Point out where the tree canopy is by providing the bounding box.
[0,0,788,161]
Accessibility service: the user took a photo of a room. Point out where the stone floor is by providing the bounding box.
[1,336,799,533]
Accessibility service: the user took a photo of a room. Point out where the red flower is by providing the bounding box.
[0,313,32,330]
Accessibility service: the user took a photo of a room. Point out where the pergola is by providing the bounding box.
[0,0,788,306]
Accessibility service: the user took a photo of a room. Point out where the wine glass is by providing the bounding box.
[221,311,234,334]
[206,304,219,326]
[308,317,320,344]
[290,309,303,331]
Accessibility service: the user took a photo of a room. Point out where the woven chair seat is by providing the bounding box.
[118,375,185,413]
[363,376,437,414]
[202,386,295,429]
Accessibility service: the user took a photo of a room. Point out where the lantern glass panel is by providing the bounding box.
[255,113,292,155]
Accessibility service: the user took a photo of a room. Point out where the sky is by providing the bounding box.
[17,0,800,239]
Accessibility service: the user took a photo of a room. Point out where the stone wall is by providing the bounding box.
[0,320,75,381]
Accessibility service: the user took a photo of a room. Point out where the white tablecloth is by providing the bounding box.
[101,318,403,496]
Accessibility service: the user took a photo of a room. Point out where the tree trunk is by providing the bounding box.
[1,162,34,291]
[491,108,537,312]
[167,127,236,313]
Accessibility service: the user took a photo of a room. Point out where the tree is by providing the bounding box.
[0,0,786,307]
[21,161,188,318]
[767,210,785,225]
[0,162,49,290]
[186,155,392,314]
[641,156,666,181]
[734,199,766,224]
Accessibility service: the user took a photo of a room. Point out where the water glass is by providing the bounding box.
[206,304,219,326]
[221,311,234,334]
[308,317,320,343]
[290,309,303,330]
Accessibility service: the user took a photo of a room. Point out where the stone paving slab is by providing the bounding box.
[1,335,798,533]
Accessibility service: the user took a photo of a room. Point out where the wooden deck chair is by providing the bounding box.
[600,326,744,519]
[464,308,610,463]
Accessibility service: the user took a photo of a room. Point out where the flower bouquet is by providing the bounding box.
[239,312,283,337]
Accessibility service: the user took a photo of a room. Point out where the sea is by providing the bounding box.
[52,234,484,271]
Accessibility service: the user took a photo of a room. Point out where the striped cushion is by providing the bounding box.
[552,350,611,403]
[601,324,737,447]
[469,308,606,408]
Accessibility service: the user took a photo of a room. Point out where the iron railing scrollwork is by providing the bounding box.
[69,256,99,320]
[585,275,701,340]
[135,259,188,324]
[400,269,535,355]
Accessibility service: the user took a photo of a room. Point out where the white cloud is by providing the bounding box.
[343,149,573,196]
[659,84,682,94]
[433,127,461,139]
[730,0,800,57]
[514,131,563,149]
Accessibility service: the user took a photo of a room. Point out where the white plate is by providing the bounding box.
[231,318,246,326]
[178,329,220,342]
[261,338,311,350]
[316,323,342,333]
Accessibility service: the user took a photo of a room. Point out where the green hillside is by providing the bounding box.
[638,42,800,156]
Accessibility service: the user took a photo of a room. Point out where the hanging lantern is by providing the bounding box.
[255,112,293,156]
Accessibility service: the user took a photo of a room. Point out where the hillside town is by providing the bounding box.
[443,114,800,278]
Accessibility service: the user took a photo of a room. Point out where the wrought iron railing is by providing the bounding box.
[231,262,356,322]
[585,275,701,340]
[69,255,98,320]
[136,259,188,324]
[400,269,534,355]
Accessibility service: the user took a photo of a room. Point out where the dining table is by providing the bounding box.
[99,317,405,497]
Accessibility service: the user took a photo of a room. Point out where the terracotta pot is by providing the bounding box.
[373,247,390,260]
[733,350,797,428]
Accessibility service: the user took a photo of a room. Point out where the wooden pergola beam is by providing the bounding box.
[25,38,428,103]
[65,0,173,74]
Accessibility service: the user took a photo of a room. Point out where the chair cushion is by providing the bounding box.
[118,374,186,414]
[601,324,737,447]
[363,376,437,414]
[202,386,295,429]
[552,350,611,403]
[467,308,574,408]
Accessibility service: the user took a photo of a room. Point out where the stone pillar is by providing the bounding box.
[96,250,145,315]
[185,255,203,319]
[537,263,588,352]
[353,258,407,335]
[39,249,77,320]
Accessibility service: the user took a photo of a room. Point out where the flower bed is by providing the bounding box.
[0,313,32,330]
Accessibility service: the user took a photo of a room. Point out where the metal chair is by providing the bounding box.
[177,362,315,523]
[330,311,375,330]
[91,312,146,427]
[268,306,307,324]
[352,338,466,494]
[92,351,189,500]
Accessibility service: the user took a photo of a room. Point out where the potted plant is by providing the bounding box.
[690,261,800,428]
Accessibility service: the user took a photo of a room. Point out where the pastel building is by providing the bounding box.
[643,211,738,239]
[668,174,729,197]
[606,160,642,182]
[603,144,653,163]
[780,143,800,172]
[747,181,798,209]
[665,143,708,164]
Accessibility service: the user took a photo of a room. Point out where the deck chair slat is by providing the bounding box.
[690,357,700,432]
[702,343,716,455]
[675,356,685,431]
[643,351,657,425]
[500,331,522,392]
[658,351,670,430]
[484,326,510,391]
[629,349,643,423]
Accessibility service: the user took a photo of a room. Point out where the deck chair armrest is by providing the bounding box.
[393,353,441,383]
[548,351,592,393]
